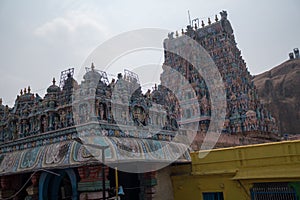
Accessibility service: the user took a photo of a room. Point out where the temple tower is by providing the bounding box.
[160,11,278,137]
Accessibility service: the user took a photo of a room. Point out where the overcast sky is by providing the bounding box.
[0,0,299,106]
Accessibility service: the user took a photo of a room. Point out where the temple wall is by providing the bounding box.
[153,166,174,200]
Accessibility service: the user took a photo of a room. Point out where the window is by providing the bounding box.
[202,192,224,200]
[250,182,297,200]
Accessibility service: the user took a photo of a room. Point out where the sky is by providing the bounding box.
[0,0,299,106]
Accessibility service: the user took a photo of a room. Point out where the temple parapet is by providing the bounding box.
[0,65,186,154]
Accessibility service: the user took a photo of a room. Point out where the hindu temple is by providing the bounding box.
[0,11,280,200]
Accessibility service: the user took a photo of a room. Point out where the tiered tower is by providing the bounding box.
[160,11,278,146]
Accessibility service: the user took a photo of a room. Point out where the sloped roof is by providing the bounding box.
[0,136,190,175]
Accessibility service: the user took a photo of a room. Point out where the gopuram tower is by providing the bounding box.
[158,11,279,148]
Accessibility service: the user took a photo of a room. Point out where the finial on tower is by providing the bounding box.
[24,87,27,94]
[181,29,184,35]
[220,10,228,20]
[91,63,95,71]
[208,17,211,25]
[175,31,179,37]
[20,89,23,95]
[168,32,174,39]
[215,14,219,22]
[28,86,31,93]
[0,98,2,105]
[52,78,56,85]
[201,20,205,27]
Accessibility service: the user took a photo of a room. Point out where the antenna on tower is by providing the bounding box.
[188,10,191,26]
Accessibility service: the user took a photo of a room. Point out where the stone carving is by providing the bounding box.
[220,10,227,20]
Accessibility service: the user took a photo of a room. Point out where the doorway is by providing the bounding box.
[39,169,78,200]
[108,168,141,200]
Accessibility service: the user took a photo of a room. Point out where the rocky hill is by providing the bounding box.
[253,58,300,135]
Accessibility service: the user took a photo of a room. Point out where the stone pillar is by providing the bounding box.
[77,165,110,200]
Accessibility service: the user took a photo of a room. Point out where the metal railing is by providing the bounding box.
[250,182,297,200]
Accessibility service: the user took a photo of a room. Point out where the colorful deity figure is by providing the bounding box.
[132,106,144,126]
[98,103,106,120]
[54,116,60,130]
[60,110,67,127]
[121,110,127,124]
[246,110,258,131]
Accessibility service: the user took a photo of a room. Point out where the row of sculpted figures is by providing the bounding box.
[0,67,181,143]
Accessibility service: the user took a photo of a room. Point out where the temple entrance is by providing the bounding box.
[108,169,140,200]
[54,175,73,199]
[39,169,78,200]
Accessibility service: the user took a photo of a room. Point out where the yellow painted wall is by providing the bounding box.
[171,140,300,200]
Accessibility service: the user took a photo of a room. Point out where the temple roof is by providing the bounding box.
[0,135,190,175]
[46,78,61,94]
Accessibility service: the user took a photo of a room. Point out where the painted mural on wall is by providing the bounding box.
[0,137,190,175]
